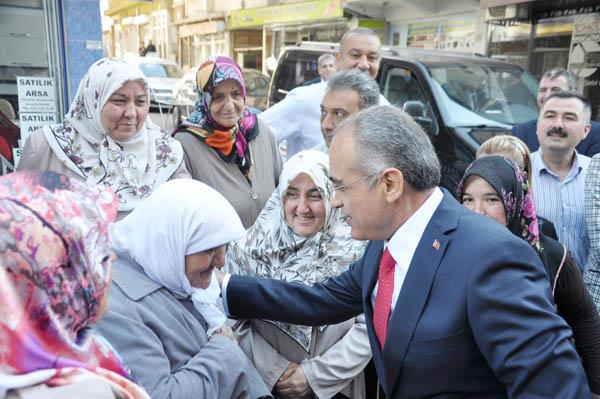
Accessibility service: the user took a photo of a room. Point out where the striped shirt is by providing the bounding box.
[532,150,590,271]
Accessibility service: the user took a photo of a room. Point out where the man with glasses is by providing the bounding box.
[220,106,590,398]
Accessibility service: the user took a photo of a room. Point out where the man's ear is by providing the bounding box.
[381,168,403,203]
[335,52,341,69]
[581,122,592,141]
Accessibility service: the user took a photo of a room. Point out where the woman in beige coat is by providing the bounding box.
[226,150,371,399]
[173,55,281,228]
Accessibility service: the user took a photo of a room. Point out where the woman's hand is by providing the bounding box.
[274,362,313,398]
[213,324,237,343]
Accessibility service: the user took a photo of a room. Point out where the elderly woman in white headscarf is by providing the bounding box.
[94,179,271,399]
[226,150,371,399]
[17,57,188,218]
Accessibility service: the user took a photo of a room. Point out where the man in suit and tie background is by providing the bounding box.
[220,106,591,398]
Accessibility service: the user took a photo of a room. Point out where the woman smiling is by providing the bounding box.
[226,150,371,399]
[457,155,600,395]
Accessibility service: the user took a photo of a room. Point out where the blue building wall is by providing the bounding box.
[62,0,103,104]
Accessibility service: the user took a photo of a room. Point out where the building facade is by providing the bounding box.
[0,0,103,172]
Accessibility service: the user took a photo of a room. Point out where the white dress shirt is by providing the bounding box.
[259,80,390,158]
[222,188,443,317]
[370,187,443,311]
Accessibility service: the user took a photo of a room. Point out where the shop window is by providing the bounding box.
[487,21,532,71]
[531,18,573,79]
[271,50,319,101]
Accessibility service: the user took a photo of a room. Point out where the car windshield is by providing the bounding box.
[138,62,183,78]
[427,63,539,126]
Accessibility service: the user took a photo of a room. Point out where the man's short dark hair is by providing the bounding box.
[543,90,591,123]
[326,70,380,110]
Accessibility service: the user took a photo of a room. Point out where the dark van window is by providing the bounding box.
[269,51,322,105]
[382,67,429,109]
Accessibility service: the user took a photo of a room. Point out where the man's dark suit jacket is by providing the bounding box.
[512,119,600,156]
[226,191,591,398]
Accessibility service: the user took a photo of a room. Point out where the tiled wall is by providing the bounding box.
[62,0,103,104]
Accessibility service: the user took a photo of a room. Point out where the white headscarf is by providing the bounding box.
[226,150,367,350]
[42,57,184,211]
[112,178,244,333]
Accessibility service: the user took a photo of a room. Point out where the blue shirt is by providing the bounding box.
[532,150,590,271]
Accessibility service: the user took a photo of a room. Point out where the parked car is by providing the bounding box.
[130,56,184,110]
[268,42,540,192]
[170,68,270,126]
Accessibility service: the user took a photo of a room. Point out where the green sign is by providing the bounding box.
[358,19,385,41]
[228,0,343,29]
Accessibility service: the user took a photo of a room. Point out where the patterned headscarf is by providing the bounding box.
[41,57,184,211]
[226,150,367,351]
[457,155,541,252]
[175,56,258,177]
[0,171,148,398]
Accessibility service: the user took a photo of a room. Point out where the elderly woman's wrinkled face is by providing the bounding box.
[185,244,227,289]
[209,79,244,128]
[461,176,507,226]
[101,80,149,142]
[283,173,326,237]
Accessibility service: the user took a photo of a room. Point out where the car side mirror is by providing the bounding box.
[403,101,439,137]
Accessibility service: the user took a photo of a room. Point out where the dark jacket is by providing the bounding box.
[226,191,591,398]
[539,232,600,394]
[512,119,600,157]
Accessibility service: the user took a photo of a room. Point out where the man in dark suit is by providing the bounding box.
[513,67,600,156]
[220,106,591,398]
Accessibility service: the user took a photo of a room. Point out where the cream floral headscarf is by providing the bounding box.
[226,150,367,351]
[42,58,184,211]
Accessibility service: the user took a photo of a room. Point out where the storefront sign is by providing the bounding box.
[534,5,600,20]
[569,14,600,119]
[480,0,534,7]
[179,20,225,37]
[19,113,57,144]
[17,76,57,146]
[12,148,21,170]
[359,19,385,42]
[17,77,57,114]
[228,0,343,29]
[407,16,477,51]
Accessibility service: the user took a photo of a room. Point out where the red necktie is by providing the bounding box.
[373,248,395,348]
